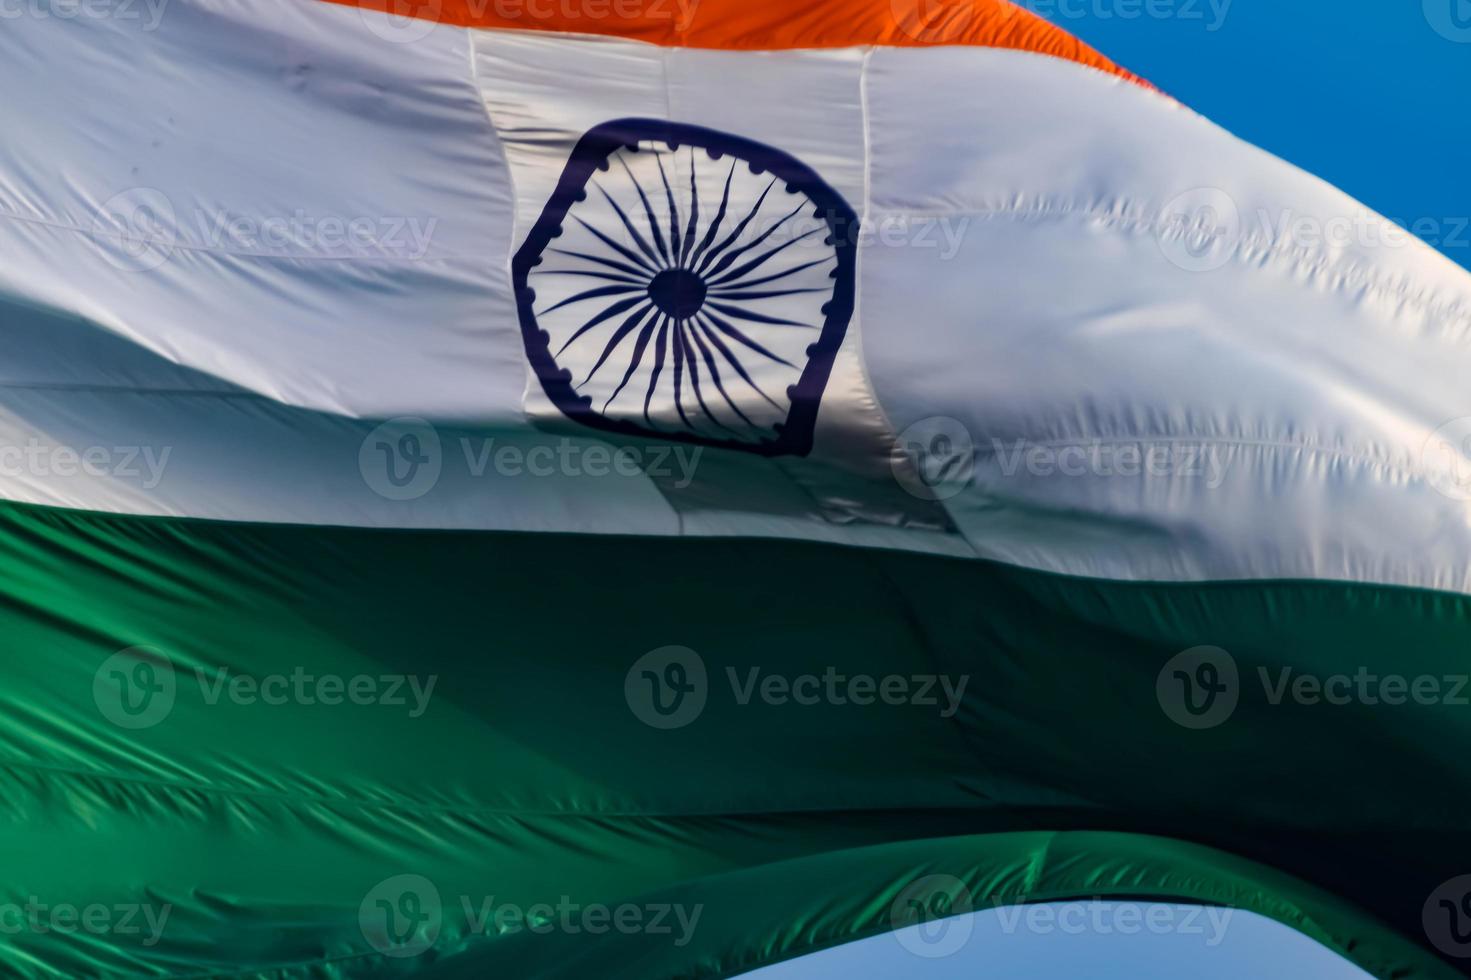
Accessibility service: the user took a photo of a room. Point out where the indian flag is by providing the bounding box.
[2,0,1469,976]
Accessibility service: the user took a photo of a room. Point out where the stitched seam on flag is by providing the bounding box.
[972,435,1421,483]
[866,202,1471,332]
[847,48,909,473]
[862,551,1007,800]
[0,382,272,399]
[464,31,552,479]
[153,949,387,980]
[4,756,996,820]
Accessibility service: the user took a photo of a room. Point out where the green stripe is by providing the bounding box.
[0,499,1463,977]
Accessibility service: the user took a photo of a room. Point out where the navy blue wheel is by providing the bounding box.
[513,119,859,457]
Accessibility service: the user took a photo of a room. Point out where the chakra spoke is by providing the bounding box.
[592,184,665,271]
[712,257,831,291]
[705,301,815,328]
[603,312,663,411]
[700,310,797,369]
[687,160,737,270]
[702,200,807,281]
[555,295,650,356]
[678,319,733,433]
[581,304,657,388]
[655,152,684,267]
[538,268,646,286]
[695,178,778,275]
[707,287,829,302]
[539,282,644,317]
[617,155,671,264]
[693,315,783,409]
[549,248,656,281]
[574,212,661,275]
[679,151,701,268]
[642,315,672,424]
[708,227,824,287]
[670,311,693,429]
[687,320,757,428]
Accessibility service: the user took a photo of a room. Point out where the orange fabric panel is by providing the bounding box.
[331,0,1150,87]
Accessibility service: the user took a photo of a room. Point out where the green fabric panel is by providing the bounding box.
[424,831,1454,980]
[0,499,1462,977]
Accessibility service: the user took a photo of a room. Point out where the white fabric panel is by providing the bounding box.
[471,31,933,544]
[0,0,520,421]
[4,4,1471,593]
[862,48,1471,590]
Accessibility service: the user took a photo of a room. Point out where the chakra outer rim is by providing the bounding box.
[512,117,860,458]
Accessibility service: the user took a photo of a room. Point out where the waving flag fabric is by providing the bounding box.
[2,0,1470,976]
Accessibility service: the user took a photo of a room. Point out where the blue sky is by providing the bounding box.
[768,2,1467,976]
[750,903,1373,979]
[1054,0,1471,273]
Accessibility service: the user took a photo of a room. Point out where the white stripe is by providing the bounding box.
[3,2,1471,594]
